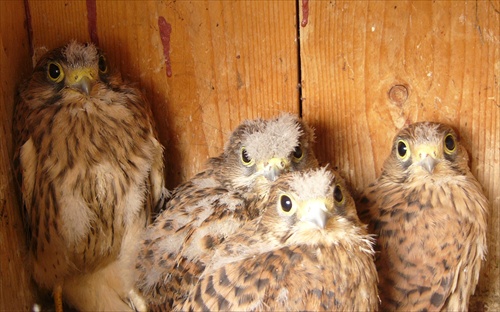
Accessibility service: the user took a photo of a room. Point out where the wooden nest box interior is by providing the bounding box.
[1,1,498,310]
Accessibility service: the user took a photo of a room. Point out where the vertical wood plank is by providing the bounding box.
[3,1,298,308]
[28,0,89,63]
[26,0,299,187]
[92,0,300,186]
[300,0,499,308]
[0,1,37,310]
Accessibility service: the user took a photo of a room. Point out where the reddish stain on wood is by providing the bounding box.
[301,0,309,27]
[23,0,34,57]
[86,0,99,45]
[158,16,173,78]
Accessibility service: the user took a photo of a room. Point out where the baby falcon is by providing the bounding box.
[13,41,165,311]
[135,113,318,310]
[358,121,488,311]
[179,167,379,311]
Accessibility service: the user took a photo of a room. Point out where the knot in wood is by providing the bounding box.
[388,85,409,106]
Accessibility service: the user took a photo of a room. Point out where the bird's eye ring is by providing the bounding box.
[397,140,410,161]
[98,55,108,74]
[292,144,304,162]
[278,194,296,215]
[444,134,456,154]
[47,62,64,83]
[333,184,345,205]
[240,147,254,166]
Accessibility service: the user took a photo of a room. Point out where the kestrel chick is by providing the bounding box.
[135,113,318,309]
[179,167,379,311]
[358,121,488,311]
[207,113,318,209]
[13,41,166,311]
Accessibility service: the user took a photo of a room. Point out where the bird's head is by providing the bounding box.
[261,167,364,245]
[385,121,469,180]
[31,41,110,98]
[218,113,318,194]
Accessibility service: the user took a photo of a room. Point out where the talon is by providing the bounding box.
[54,284,63,312]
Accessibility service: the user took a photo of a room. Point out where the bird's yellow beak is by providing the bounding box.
[258,157,289,181]
[66,68,96,95]
[298,200,329,229]
[414,145,439,173]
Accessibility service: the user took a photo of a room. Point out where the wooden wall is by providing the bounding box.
[300,1,499,309]
[1,1,37,309]
[1,0,498,310]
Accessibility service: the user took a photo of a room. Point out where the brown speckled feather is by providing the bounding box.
[135,114,318,310]
[180,167,379,311]
[13,41,165,311]
[136,168,250,310]
[358,122,488,311]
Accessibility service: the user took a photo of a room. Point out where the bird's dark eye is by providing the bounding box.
[292,145,303,161]
[444,134,456,154]
[98,55,108,73]
[48,64,60,79]
[47,62,64,82]
[240,147,253,166]
[333,184,344,204]
[397,140,410,160]
[280,195,293,212]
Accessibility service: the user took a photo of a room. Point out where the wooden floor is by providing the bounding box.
[1,1,498,310]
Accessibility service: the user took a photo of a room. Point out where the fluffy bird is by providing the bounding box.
[179,167,379,311]
[13,41,166,311]
[135,113,318,310]
[358,121,489,311]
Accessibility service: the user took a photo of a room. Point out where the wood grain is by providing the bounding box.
[97,0,300,187]
[0,1,38,310]
[28,1,89,65]
[299,0,499,308]
[26,0,299,187]
[1,0,298,308]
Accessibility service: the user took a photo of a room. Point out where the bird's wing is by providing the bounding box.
[136,173,249,310]
[181,242,378,311]
[367,179,487,311]
[12,90,37,243]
